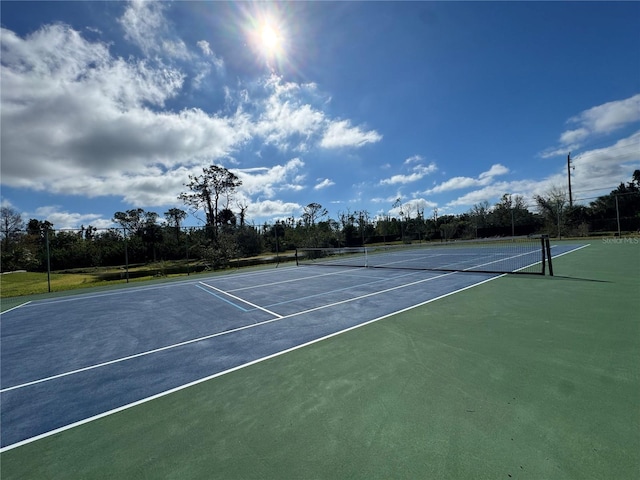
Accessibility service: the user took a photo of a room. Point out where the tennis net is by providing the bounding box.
[296,235,553,275]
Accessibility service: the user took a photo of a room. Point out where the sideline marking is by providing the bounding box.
[0,271,456,393]
[1,246,589,395]
[0,272,503,453]
[265,270,424,309]
[223,268,369,293]
[0,301,32,315]
[551,243,590,258]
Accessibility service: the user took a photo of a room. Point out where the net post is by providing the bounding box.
[295,248,299,266]
[540,235,546,276]
[544,235,554,276]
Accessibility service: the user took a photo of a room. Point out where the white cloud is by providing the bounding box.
[479,164,509,179]
[446,133,639,209]
[197,40,213,57]
[247,199,301,219]
[119,0,190,59]
[424,164,509,194]
[542,94,640,157]
[320,119,382,149]
[241,75,381,153]
[0,8,384,223]
[235,159,306,199]
[314,178,335,190]
[255,94,325,150]
[385,198,438,219]
[380,160,437,185]
[32,206,113,230]
[570,131,640,194]
[404,154,424,165]
[559,128,589,145]
[446,180,533,208]
[539,144,580,159]
[569,94,640,136]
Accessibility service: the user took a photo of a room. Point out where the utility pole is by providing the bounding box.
[567,153,574,207]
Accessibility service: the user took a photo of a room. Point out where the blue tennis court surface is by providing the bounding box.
[0,243,583,450]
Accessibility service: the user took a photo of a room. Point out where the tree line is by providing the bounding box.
[1,167,638,273]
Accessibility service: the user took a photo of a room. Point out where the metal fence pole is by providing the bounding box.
[123,228,130,283]
[46,229,52,292]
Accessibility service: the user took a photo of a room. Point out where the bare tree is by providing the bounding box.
[0,206,24,252]
[236,200,249,227]
[302,202,327,227]
[535,186,567,237]
[179,165,242,237]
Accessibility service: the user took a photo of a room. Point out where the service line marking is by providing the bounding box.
[197,282,283,318]
[0,271,503,453]
[1,271,455,394]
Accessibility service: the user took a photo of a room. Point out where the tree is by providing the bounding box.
[435,214,458,241]
[588,170,640,232]
[468,201,490,237]
[113,209,145,234]
[302,202,327,227]
[535,187,567,237]
[236,201,249,227]
[26,219,54,238]
[1,207,25,271]
[179,165,242,238]
[1,206,24,250]
[140,212,163,262]
[164,208,187,242]
[218,208,237,229]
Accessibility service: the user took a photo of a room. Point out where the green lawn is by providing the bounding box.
[0,271,110,297]
[1,240,638,479]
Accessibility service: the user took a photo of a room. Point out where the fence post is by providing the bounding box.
[123,228,130,283]
[186,227,190,276]
[46,228,52,293]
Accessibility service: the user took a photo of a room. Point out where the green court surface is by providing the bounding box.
[1,240,638,479]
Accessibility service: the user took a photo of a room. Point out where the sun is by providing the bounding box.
[257,21,284,59]
[243,7,290,70]
[260,23,281,54]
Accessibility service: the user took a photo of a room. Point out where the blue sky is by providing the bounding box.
[1,1,639,229]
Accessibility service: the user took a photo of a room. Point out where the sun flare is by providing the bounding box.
[261,24,280,53]
[244,8,290,69]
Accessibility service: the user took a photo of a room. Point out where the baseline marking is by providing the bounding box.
[3,246,590,395]
[0,272,504,453]
[1,271,453,393]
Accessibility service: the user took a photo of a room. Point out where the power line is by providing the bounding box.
[574,191,640,202]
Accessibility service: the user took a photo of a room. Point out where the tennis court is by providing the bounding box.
[1,239,638,479]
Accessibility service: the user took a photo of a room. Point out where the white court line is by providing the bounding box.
[2,245,590,394]
[551,243,590,258]
[4,266,301,309]
[0,301,32,315]
[0,272,503,453]
[461,248,541,271]
[1,271,455,394]
[197,282,283,318]
[222,268,383,293]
